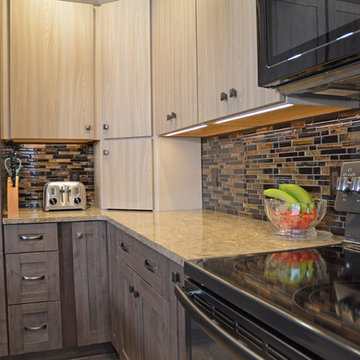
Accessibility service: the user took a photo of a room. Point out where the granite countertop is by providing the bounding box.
[3,208,343,265]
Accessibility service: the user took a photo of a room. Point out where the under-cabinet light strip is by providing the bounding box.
[215,103,294,124]
[165,124,208,136]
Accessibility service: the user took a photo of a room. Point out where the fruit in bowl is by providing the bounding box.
[263,184,327,239]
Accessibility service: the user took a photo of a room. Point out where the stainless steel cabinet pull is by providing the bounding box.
[170,112,177,119]
[103,124,109,130]
[167,114,172,121]
[76,232,83,239]
[134,290,140,298]
[22,274,45,281]
[144,259,159,274]
[129,285,134,293]
[103,150,109,156]
[20,234,43,241]
[220,92,228,101]
[24,324,47,331]
[229,88,237,98]
[120,242,130,253]
[85,125,92,131]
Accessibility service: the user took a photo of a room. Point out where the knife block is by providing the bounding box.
[7,176,19,218]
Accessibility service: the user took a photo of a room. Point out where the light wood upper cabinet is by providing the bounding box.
[99,0,151,138]
[101,138,153,210]
[9,0,94,140]
[197,0,280,123]
[153,0,197,135]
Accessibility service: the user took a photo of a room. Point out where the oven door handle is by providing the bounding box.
[175,285,263,360]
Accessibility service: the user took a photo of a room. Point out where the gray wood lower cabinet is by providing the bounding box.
[72,221,110,346]
[0,253,8,357]
[108,223,181,360]
[8,301,62,355]
[116,259,172,360]
[4,222,62,356]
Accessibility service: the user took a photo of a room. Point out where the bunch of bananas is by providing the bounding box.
[264,184,314,213]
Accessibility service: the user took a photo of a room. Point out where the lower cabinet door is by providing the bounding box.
[8,301,62,355]
[117,258,142,360]
[72,221,110,346]
[138,273,172,360]
[116,256,172,360]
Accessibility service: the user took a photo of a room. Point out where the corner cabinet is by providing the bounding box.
[72,221,110,346]
[152,0,198,134]
[8,0,94,140]
[97,138,153,210]
[98,0,151,139]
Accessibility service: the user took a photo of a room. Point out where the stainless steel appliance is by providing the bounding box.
[178,244,360,360]
[43,181,86,211]
[176,161,360,359]
[257,0,360,99]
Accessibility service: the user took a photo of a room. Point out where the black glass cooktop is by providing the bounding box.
[185,244,360,357]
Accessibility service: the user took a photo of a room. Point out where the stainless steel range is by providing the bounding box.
[176,162,360,360]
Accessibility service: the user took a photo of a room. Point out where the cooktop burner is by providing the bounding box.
[187,244,360,350]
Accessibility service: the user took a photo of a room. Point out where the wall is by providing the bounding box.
[202,110,360,236]
[3,143,94,209]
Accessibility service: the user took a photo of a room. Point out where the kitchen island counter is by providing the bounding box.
[3,208,342,265]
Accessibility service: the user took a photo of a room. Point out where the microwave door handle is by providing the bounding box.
[175,285,263,360]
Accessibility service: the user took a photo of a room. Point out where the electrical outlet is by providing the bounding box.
[330,166,341,197]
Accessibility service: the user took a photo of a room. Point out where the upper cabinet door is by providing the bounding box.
[101,138,153,210]
[99,0,151,138]
[153,0,197,135]
[197,0,280,123]
[10,0,94,140]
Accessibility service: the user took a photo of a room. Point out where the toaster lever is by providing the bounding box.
[65,186,70,202]
[60,187,65,203]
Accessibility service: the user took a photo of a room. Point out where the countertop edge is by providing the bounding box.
[3,213,186,266]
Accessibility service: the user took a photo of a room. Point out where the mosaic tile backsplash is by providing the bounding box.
[3,143,95,209]
[202,110,360,236]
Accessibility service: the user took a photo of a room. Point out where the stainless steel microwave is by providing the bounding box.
[257,0,360,99]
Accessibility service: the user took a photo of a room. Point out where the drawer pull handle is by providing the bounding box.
[144,260,159,274]
[120,242,130,253]
[24,324,47,331]
[22,274,45,281]
[20,234,43,241]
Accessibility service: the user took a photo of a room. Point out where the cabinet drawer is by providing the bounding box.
[8,301,62,355]
[4,223,58,254]
[6,252,60,305]
[116,230,169,297]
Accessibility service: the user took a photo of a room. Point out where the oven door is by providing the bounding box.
[175,284,262,360]
[257,0,360,87]
[176,281,318,360]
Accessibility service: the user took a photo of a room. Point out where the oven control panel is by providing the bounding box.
[335,162,360,213]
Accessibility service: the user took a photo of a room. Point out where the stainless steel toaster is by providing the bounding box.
[43,181,87,211]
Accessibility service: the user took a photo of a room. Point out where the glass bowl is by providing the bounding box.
[264,199,327,240]
[264,249,327,286]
